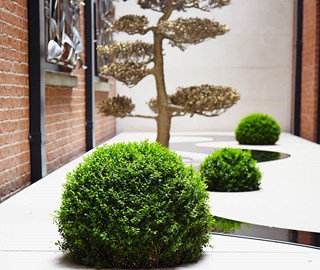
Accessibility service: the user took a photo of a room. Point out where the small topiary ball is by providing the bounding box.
[200,148,262,192]
[235,113,281,145]
[54,140,214,269]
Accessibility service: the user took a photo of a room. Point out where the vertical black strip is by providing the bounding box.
[289,230,298,243]
[294,0,303,136]
[28,0,47,183]
[85,0,95,151]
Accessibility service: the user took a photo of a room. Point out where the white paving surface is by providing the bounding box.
[1,132,320,269]
[201,133,320,233]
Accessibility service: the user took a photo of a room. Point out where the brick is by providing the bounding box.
[0,1,116,202]
[300,0,320,142]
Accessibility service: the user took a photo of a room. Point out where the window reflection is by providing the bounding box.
[45,0,85,69]
[94,0,114,79]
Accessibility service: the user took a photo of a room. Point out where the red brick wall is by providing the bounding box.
[45,4,87,173]
[46,81,116,174]
[95,79,116,146]
[0,0,30,202]
[45,82,87,173]
[0,2,116,202]
[300,0,320,141]
[45,6,116,173]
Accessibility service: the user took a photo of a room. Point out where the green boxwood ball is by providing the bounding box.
[235,113,281,145]
[200,148,262,192]
[54,140,214,269]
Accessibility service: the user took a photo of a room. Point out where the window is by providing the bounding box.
[45,0,85,70]
[94,0,114,79]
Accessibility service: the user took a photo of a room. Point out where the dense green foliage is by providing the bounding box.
[200,148,262,192]
[54,140,214,268]
[212,216,243,233]
[235,113,281,145]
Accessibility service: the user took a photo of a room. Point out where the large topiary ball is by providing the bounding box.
[200,148,262,192]
[54,140,214,269]
[235,113,281,145]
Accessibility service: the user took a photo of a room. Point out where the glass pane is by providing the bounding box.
[94,0,114,78]
[45,0,85,69]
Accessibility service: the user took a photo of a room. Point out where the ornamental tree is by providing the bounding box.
[98,0,240,147]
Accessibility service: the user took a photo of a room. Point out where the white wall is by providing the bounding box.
[113,0,294,133]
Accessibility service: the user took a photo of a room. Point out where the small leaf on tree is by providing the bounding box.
[159,17,229,50]
[99,95,135,118]
[112,15,149,34]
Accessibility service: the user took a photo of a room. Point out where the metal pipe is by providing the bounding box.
[85,0,95,151]
[293,0,303,136]
[28,0,47,183]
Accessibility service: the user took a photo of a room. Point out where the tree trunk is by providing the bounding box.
[152,1,174,147]
[153,30,171,147]
[156,112,171,147]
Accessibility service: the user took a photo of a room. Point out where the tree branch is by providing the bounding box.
[189,109,227,117]
[126,114,157,120]
[137,0,231,13]
[167,103,186,113]
[158,0,174,22]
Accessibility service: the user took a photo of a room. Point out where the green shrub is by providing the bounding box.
[235,113,281,145]
[200,148,262,192]
[212,216,243,233]
[54,140,214,269]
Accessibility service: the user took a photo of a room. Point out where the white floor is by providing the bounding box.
[1,132,320,269]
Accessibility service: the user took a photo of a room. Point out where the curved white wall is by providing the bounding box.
[113,0,294,133]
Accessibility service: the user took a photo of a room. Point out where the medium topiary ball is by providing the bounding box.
[235,113,281,145]
[200,148,262,192]
[54,140,214,269]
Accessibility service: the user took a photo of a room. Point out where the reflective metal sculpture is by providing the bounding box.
[45,0,85,69]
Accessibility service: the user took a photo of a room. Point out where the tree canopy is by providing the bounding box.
[98,0,240,147]
[137,0,231,12]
